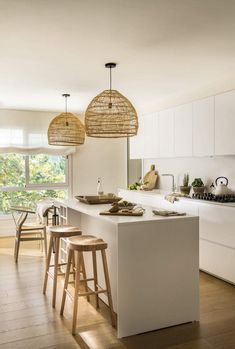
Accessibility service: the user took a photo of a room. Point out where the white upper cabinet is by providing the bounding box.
[159,108,174,158]
[130,89,235,159]
[192,96,214,157]
[142,113,159,159]
[215,90,235,155]
[174,103,193,157]
[129,113,159,159]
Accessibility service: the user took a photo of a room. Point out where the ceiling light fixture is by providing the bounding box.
[48,94,85,146]
[85,63,138,138]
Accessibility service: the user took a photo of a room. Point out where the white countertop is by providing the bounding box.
[56,198,197,226]
[120,189,235,208]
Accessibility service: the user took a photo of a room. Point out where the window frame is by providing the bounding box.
[0,154,71,194]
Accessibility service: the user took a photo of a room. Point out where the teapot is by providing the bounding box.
[214,176,230,196]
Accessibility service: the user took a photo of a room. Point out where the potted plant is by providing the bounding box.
[180,173,191,195]
[192,178,205,194]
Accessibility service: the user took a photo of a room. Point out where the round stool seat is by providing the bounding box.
[48,225,82,238]
[67,235,107,252]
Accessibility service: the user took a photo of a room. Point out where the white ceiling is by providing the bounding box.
[0,0,235,115]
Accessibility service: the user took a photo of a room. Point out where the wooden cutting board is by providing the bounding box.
[100,210,143,216]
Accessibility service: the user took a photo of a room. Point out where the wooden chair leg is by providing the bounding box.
[14,231,21,264]
[72,251,81,335]
[14,232,18,259]
[81,252,90,302]
[52,237,60,308]
[60,249,73,316]
[43,235,53,294]
[43,228,47,257]
[92,251,99,308]
[101,249,116,327]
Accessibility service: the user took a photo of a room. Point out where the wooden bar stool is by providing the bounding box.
[60,235,116,335]
[43,225,89,308]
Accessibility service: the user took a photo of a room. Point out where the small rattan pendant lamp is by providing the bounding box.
[85,63,138,138]
[48,94,85,146]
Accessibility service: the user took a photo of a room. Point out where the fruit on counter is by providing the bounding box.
[128,181,142,190]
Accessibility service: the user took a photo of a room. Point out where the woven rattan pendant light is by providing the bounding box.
[85,63,138,138]
[48,94,85,146]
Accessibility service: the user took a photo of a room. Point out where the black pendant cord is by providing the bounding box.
[62,93,70,113]
[109,66,112,91]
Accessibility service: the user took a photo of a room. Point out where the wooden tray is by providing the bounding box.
[100,210,144,216]
[75,195,122,205]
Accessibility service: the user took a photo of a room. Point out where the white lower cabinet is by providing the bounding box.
[199,204,235,283]
[200,240,235,283]
[118,189,235,284]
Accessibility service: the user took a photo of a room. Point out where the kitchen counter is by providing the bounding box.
[119,188,235,208]
[56,198,199,338]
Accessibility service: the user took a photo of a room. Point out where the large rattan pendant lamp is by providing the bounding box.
[85,63,138,138]
[48,94,85,146]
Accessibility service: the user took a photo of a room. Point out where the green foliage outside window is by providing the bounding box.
[0,153,68,214]
[29,154,66,184]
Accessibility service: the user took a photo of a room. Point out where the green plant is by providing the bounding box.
[192,178,204,187]
[183,173,189,187]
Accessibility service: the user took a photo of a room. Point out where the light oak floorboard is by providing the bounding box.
[1,237,235,349]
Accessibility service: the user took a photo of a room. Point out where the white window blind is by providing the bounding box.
[0,109,76,155]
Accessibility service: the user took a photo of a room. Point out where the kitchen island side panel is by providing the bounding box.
[117,217,199,338]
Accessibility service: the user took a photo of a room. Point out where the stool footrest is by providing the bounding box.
[47,270,74,279]
[68,277,94,284]
[79,289,107,297]
[65,287,107,299]
[49,262,67,268]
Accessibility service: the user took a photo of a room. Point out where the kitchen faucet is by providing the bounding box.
[162,174,176,193]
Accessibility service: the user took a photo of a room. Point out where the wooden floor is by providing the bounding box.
[1,238,235,349]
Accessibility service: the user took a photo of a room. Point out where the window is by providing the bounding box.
[0,154,69,214]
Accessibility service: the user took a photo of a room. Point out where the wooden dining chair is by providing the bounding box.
[12,207,47,263]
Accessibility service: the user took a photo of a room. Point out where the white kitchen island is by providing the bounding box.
[56,198,199,338]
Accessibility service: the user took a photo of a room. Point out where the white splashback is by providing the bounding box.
[143,156,235,192]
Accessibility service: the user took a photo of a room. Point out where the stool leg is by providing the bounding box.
[72,251,81,335]
[43,235,53,294]
[72,253,76,280]
[81,252,90,302]
[101,249,116,327]
[43,227,47,257]
[92,251,99,308]
[52,237,60,308]
[60,249,73,316]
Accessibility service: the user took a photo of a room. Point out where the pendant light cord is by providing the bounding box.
[65,95,67,113]
[109,66,112,91]
[62,93,70,113]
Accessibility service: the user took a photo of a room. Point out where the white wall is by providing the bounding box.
[72,137,127,196]
[144,156,235,192]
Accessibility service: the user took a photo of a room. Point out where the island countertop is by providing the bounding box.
[55,198,197,226]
